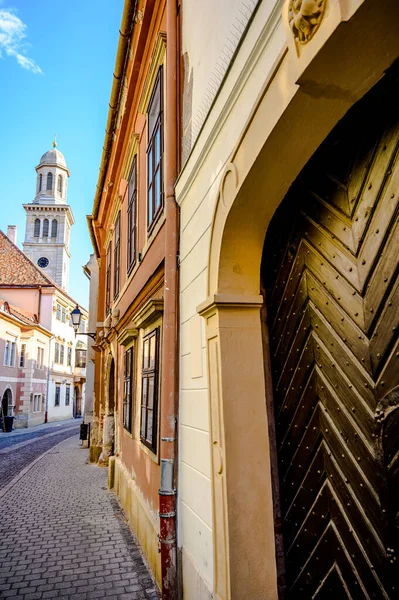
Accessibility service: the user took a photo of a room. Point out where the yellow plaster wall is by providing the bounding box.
[113,457,161,587]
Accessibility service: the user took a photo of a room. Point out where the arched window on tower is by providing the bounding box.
[51,219,58,239]
[38,174,42,192]
[43,219,49,238]
[34,219,40,238]
[57,175,63,196]
[47,172,53,191]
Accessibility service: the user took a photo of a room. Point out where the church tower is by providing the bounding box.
[23,139,74,291]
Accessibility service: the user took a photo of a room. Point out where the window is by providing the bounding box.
[147,67,163,230]
[75,349,86,368]
[62,307,66,323]
[65,385,70,406]
[38,174,42,192]
[127,156,137,272]
[51,219,58,238]
[4,341,16,367]
[105,242,112,315]
[33,394,41,413]
[60,345,65,365]
[67,346,72,367]
[36,347,44,369]
[54,342,60,364]
[79,320,86,333]
[123,347,134,433]
[47,172,53,190]
[4,340,15,367]
[20,344,26,368]
[55,385,60,406]
[56,304,61,320]
[113,213,120,298]
[34,218,40,238]
[43,218,49,238]
[10,341,15,366]
[140,329,159,452]
[57,175,63,196]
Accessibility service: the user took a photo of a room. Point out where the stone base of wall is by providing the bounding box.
[113,457,161,587]
[28,413,46,428]
[181,548,213,600]
[14,416,29,429]
[90,445,102,464]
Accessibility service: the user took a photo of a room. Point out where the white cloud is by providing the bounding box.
[0,8,42,74]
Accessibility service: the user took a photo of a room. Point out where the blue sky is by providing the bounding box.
[0,0,124,308]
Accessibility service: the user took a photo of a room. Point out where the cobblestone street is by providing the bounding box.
[0,433,160,600]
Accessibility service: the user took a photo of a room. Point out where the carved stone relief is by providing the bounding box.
[288,0,326,44]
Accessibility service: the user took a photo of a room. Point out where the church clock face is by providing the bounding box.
[37,257,49,268]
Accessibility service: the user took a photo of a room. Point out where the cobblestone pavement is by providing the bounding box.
[0,436,161,599]
[0,426,79,491]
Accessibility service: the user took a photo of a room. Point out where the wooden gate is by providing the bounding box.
[262,69,399,598]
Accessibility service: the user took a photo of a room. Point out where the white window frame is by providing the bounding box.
[3,340,16,367]
[33,394,42,413]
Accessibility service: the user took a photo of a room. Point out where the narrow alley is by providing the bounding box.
[0,433,160,600]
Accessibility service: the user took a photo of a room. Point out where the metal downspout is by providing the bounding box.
[159,0,179,598]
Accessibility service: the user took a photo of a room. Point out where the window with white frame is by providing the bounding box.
[4,340,16,367]
[36,347,44,369]
[33,394,42,413]
[62,307,66,323]
[60,345,65,365]
[56,304,61,320]
[65,385,70,406]
[67,346,72,367]
[55,385,60,406]
[54,342,60,364]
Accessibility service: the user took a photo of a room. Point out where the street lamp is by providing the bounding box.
[71,305,96,341]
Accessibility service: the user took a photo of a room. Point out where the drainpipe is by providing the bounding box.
[159,0,179,598]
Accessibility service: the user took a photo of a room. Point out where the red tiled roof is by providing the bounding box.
[0,230,54,287]
[0,297,38,325]
[0,230,88,313]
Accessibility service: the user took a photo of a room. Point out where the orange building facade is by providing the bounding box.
[88,0,180,594]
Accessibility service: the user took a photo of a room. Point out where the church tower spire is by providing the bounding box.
[22,141,74,291]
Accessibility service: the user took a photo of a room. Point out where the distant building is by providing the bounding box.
[0,297,51,428]
[0,143,87,427]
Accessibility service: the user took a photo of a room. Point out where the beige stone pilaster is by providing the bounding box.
[198,294,278,600]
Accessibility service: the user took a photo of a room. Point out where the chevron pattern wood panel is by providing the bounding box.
[262,72,399,599]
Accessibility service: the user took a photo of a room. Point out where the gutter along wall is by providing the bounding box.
[88,0,180,592]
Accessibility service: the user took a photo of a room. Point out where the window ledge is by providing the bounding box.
[132,298,163,330]
[117,328,138,346]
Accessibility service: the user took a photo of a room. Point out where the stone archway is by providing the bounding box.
[98,355,115,466]
[198,3,399,598]
[261,70,399,597]
[1,388,12,417]
[73,385,82,418]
